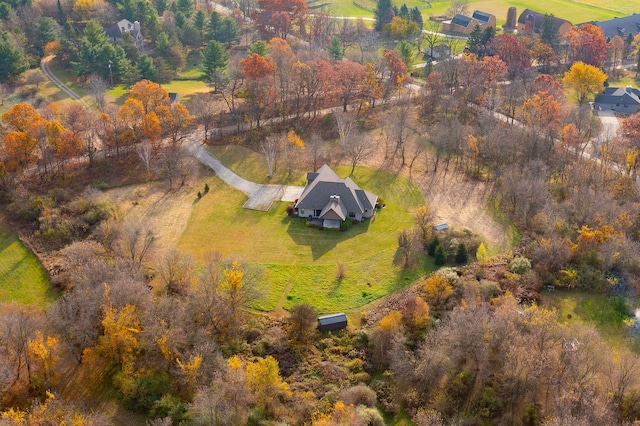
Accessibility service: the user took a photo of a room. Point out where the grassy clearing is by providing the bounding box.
[178,165,427,312]
[543,290,631,349]
[0,225,55,308]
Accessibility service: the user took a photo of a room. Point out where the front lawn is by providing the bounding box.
[178,165,428,313]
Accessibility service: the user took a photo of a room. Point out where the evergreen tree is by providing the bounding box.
[35,17,57,56]
[154,0,167,14]
[177,0,193,17]
[217,17,238,47]
[328,37,342,60]
[77,20,130,81]
[0,34,27,82]
[175,11,187,28]
[455,243,469,264]
[56,0,65,24]
[206,11,221,41]
[434,244,447,266]
[374,0,394,32]
[201,40,228,89]
[541,14,559,51]
[464,25,483,55]
[194,10,206,34]
[0,3,11,20]
[248,40,268,56]
[136,54,158,81]
[427,236,440,256]
[410,7,423,29]
[399,3,408,19]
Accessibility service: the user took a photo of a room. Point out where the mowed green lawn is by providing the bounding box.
[330,0,622,26]
[0,226,55,308]
[178,164,429,313]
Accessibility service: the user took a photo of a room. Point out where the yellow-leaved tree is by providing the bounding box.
[245,356,291,417]
[27,331,60,389]
[562,61,607,105]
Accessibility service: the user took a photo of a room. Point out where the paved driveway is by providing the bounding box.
[186,140,304,211]
[597,109,621,138]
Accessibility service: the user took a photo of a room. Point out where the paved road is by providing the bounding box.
[41,56,92,111]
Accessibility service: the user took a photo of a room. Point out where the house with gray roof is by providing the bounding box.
[106,19,143,49]
[594,86,640,115]
[585,14,640,40]
[294,165,377,229]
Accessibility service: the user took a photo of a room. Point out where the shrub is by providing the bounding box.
[204,183,209,192]
[197,191,202,198]
[375,197,386,208]
[341,219,352,230]
[509,256,532,275]
[336,261,346,279]
[339,384,377,407]
[286,205,295,216]
[95,182,109,191]
[434,244,447,266]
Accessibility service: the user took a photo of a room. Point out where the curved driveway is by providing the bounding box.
[41,56,92,111]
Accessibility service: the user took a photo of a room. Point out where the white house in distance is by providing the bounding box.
[106,19,143,49]
[294,165,378,229]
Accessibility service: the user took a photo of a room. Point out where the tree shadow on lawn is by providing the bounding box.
[284,216,371,261]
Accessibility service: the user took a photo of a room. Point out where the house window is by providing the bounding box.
[315,209,321,216]
[349,212,355,218]
[299,209,304,216]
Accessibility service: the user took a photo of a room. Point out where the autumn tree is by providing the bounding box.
[239,53,277,127]
[246,356,291,417]
[287,303,317,345]
[565,23,608,67]
[562,61,607,105]
[254,0,308,38]
[487,33,531,78]
[334,59,364,111]
[371,310,403,368]
[128,79,170,114]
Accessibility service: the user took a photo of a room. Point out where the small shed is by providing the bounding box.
[317,313,347,332]
[168,92,179,104]
[434,223,449,231]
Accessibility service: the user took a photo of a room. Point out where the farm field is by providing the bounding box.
[178,164,429,313]
[329,0,625,27]
[0,224,56,307]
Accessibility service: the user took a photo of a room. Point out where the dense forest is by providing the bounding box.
[2,0,640,423]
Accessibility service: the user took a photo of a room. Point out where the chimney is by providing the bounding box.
[134,20,141,32]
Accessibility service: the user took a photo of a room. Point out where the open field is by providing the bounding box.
[543,290,632,349]
[0,223,56,307]
[178,165,428,312]
[329,0,624,26]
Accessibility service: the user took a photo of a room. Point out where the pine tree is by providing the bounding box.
[136,55,158,82]
[410,6,423,29]
[455,243,468,264]
[374,0,394,32]
[434,243,447,266]
[201,40,229,89]
[427,236,440,256]
[56,0,66,24]
[0,34,27,82]
[328,37,343,60]
[541,14,559,50]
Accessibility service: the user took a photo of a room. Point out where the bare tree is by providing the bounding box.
[117,218,158,271]
[88,74,107,110]
[136,142,153,179]
[344,133,374,176]
[155,248,194,295]
[26,70,46,89]
[335,111,358,147]
[306,133,324,171]
[192,94,222,143]
[421,20,442,58]
[259,134,282,179]
[0,305,37,385]
[446,0,469,17]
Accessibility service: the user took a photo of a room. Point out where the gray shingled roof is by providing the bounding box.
[586,14,640,39]
[319,195,347,221]
[451,14,474,28]
[595,87,640,105]
[295,165,377,217]
[517,9,571,31]
[472,10,493,24]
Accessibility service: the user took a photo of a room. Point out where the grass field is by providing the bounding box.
[178,164,428,313]
[543,290,632,349]
[0,226,55,308]
[329,0,623,27]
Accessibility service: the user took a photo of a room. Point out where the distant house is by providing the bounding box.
[294,165,377,229]
[517,9,572,36]
[594,86,640,115]
[106,19,143,49]
[441,10,495,35]
[585,14,640,40]
[317,313,347,332]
